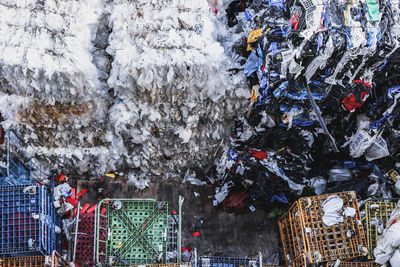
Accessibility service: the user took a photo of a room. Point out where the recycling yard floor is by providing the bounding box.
[77,179,280,264]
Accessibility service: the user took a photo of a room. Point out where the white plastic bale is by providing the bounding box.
[0,0,249,186]
[0,0,104,104]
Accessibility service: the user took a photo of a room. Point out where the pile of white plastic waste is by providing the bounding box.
[0,0,248,186]
[374,200,400,266]
[0,0,104,104]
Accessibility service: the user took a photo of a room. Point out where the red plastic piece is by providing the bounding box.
[86,205,96,214]
[80,203,91,214]
[290,13,299,31]
[55,174,65,183]
[77,189,87,197]
[71,188,76,199]
[192,232,200,237]
[342,91,369,112]
[249,149,267,160]
[66,196,78,207]
[100,207,106,214]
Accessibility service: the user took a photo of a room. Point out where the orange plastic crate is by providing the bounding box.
[326,260,377,266]
[278,191,368,265]
[0,256,46,267]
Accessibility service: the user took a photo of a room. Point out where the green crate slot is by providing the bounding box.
[364,200,397,260]
[96,199,168,267]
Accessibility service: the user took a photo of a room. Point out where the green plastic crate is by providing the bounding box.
[95,199,168,267]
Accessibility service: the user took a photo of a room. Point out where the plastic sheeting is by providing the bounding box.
[0,0,249,186]
[0,0,104,104]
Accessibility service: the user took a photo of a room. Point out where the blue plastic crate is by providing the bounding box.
[197,256,259,267]
[0,184,59,256]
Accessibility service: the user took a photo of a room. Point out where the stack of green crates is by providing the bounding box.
[95,199,168,267]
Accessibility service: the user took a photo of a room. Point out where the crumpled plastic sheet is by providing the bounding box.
[322,195,344,226]
[321,195,355,226]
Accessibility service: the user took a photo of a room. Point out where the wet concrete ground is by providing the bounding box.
[77,178,281,265]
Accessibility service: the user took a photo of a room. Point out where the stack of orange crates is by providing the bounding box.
[326,261,377,267]
[0,256,46,267]
[278,191,368,266]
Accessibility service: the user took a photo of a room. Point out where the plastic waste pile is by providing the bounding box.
[216,0,400,212]
[0,0,249,185]
[104,0,248,180]
[0,0,104,104]
[374,200,400,266]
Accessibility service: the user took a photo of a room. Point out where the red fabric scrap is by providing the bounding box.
[341,91,369,112]
[289,13,299,31]
[192,232,200,237]
[249,149,267,160]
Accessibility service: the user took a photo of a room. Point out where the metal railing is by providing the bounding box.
[2,130,50,185]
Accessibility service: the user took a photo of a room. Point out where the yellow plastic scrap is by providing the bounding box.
[389,169,399,182]
[247,28,271,51]
[105,173,116,178]
[250,85,260,103]
[247,28,263,51]
[247,85,260,117]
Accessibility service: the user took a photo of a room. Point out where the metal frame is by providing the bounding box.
[167,195,184,264]
[2,130,49,185]
[0,184,59,256]
[196,256,259,267]
[167,214,179,263]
